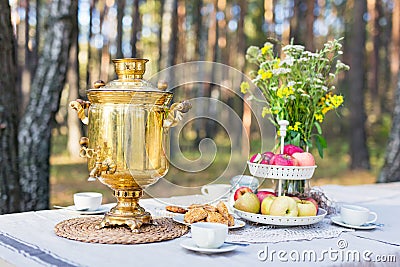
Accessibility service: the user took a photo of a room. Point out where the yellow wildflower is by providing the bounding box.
[273,58,281,69]
[314,113,324,123]
[258,69,272,80]
[288,121,301,131]
[322,106,333,115]
[330,94,344,108]
[261,107,270,117]
[240,82,249,94]
[261,43,273,55]
[277,86,294,98]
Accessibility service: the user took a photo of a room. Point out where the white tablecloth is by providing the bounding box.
[1,183,400,267]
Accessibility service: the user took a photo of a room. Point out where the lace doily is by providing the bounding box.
[225,218,354,244]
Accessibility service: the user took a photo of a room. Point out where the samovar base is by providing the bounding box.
[97,189,153,232]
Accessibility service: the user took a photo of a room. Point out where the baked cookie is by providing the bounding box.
[184,208,208,224]
[205,211,228,225]
[165,205,187,214]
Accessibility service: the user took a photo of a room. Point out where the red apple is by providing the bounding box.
[261,151,275,164]
[256,190,276,203]
[292,152,315,166]
[249,153,262,163]
[283,144,304,156]
[234,186,253,201]
[270,154,298,166]
[304,197,318,211]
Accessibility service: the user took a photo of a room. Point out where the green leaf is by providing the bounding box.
[292,133,301,146]
[315,135,327,158]
[314,121,322,135]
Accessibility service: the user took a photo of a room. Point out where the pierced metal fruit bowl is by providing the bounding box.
[247,161,317,180]
[233,206,327,226]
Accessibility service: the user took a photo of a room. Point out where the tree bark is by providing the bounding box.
[67,4,81,159]
[378,71,400,182]
[347,0,370,170]
[116,0,125,59]
[0,0,21,214]
[131,0,141,58]
[305,0,315,51]
[18,0,76,211]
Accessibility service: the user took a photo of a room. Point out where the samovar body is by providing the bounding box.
[70,58,190,230]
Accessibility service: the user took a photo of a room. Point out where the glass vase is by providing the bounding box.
[274,179,311,197]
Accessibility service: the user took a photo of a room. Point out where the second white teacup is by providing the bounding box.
[74,192,102,211]
[201,184,231,200]
[340,205,377,226]
[191,222,228,249]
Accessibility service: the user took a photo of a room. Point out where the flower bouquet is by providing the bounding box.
[241,38,349,195]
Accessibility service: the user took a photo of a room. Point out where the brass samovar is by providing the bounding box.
[70,58,190,230]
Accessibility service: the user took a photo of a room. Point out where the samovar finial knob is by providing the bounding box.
[112,58,149,80]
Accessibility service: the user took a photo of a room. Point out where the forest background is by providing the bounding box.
[1,0,400,211]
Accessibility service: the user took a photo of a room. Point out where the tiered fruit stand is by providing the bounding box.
[233,120,327,226]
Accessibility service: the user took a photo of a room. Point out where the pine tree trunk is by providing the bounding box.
[131,0,141,58]
[18,0,76,211]
[305,0,315,51]
[0,0,21,214]
[116,0,125,59]
[348,0,370,170]
[378,71,400,183]
[67,6,81,159]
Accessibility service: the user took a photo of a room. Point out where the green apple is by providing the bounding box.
[234,192,260,214]
[297,200,317,216]
[260,196,276,215]
[269,196,298,217]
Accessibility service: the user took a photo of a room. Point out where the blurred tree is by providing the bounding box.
[368,0,383,116]
[0,0,21,214]
[67,2,81,159]
[378,70,400,183]
[117,0,126,59]
[131,0,141,58]
[86,0,95,88]
[305,0,315,51]
[347,0,370,170]
[18,0,77,210]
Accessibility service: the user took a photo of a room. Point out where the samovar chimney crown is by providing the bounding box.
[112,58,148,80]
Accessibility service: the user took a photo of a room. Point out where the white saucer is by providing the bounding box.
[331,216,377,230]
[180,239,237,254]
[173,214,246,229]
[60,205,111,215]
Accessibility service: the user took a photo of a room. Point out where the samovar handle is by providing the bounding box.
[69,99,90,125]
[163,101,192,128]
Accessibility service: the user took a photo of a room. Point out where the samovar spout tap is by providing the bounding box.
[88,157,117,181]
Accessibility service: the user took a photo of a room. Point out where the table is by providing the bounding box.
[1,183,400,267]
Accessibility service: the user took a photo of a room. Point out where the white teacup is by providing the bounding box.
[201,184,231,200]
[340,205,377,226]
[191,222,228,249]
[73,192,102,211]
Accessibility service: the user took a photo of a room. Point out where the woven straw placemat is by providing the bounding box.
[54,216,188,244]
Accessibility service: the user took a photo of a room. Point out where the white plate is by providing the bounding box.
[173,214,246,229]
[180,239,237,254]
[233,207,327,226]
[57,205,111,215]
[331,216,377,230]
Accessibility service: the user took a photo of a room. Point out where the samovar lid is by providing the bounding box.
[86,58,172,105]
[88,58,168,93]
